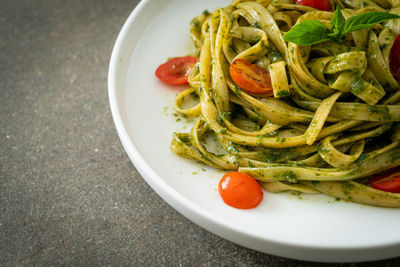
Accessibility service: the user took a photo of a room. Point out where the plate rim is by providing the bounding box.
[108,0,400,262]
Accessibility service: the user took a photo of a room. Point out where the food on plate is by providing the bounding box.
[218,171,263,209]
[158,0,400,208]
[390,34,400,82]
[229,59,273,94]
[370,167,400,193]
[294,0,331,11]
[155,56,197,85]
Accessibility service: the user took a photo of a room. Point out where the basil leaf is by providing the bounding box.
[283,20,330,46]
[343,11,400,35]
[326,31,341,43]
[283,7,400,46]
[328,6,345,42]
[330,5,345,33]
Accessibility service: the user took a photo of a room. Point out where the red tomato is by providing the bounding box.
[218,172,263,209]
[155,56,197,85]
[370,167,400,193]
[229,59,273,94]
[295,0,331,11]
[389,34,400,83]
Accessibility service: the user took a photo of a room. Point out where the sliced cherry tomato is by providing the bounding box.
[294,0,331,11]
[389,34,400,83]
[218,171,263,209]
[370,167,400,193]
[155,56,197,85]
[229,59,273,94]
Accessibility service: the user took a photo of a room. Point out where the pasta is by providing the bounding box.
[170,0,400,208]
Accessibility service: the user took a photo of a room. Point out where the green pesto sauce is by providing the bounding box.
[275,137,286,143]
[192,19,200,31]
[277,90,290,98]
[252,21,261,29]
[282,171,298,183]
[390,151,400,162]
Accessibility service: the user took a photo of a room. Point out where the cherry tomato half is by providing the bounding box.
[295,0,331,11]
[218,172,263,209]
[389,34,400,83]
[370,167,400,193]
[155,56,197,85]
[229,59,273,94]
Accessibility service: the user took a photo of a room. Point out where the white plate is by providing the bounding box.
[108,0,400,262]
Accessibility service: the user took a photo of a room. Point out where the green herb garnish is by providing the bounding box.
[283,6,400,46]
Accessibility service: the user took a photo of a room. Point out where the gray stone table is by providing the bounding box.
[1,0,399,265]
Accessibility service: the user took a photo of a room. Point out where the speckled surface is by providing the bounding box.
[0,0,399,265]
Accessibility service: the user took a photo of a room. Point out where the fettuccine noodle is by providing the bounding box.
[170,0,400,208]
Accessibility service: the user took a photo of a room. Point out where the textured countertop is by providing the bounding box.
[1,0,399,265]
